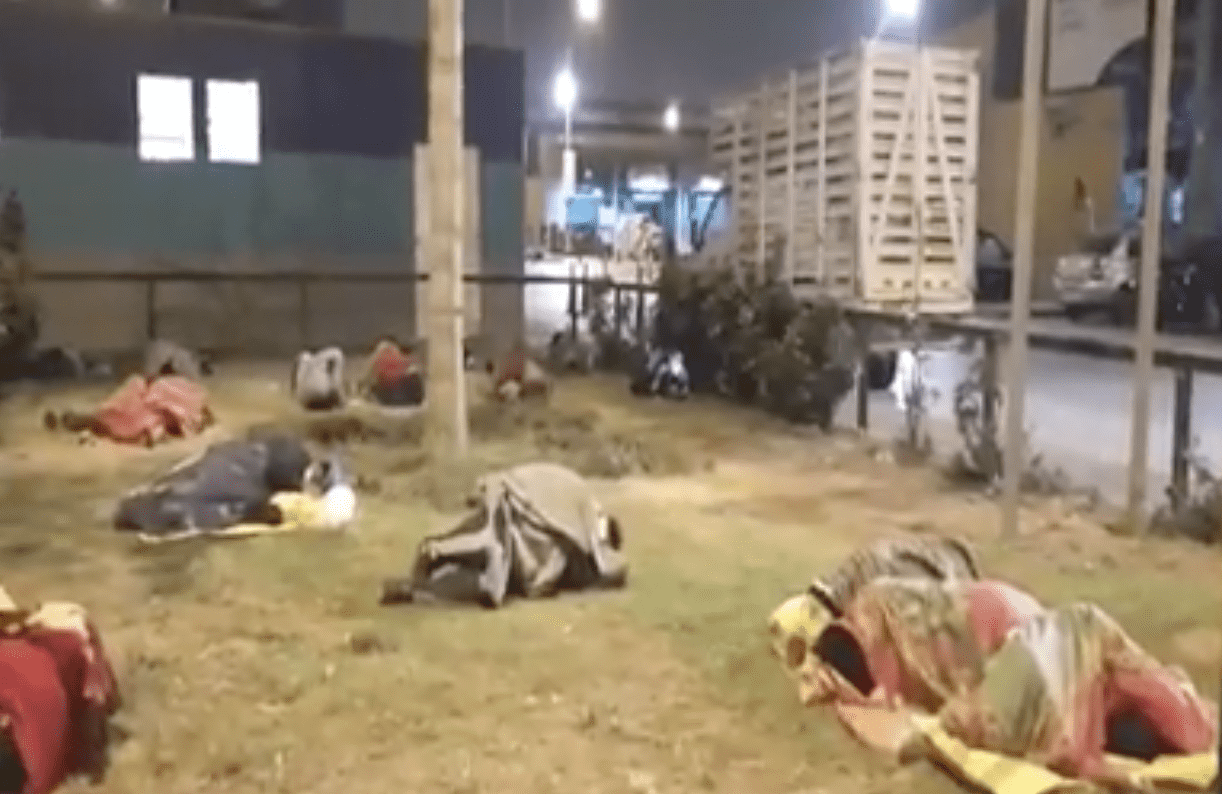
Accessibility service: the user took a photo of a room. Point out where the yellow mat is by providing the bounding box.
[136,491,348,544]
[910,714,1217,794]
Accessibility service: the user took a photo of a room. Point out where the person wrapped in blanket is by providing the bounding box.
[0,589,121,794]
[784,576,1045,712]
[487,345,551,402]
[357,338,424,407]
[769,535,981,675]
[43,373,211,447]
[897,603,1218,789]
[112,433,355,540]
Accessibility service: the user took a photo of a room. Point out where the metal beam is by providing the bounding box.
[1186,0,1217,239]
[1127,0,1177,526]
[1000,0,1050,538]
[425,0,469,457]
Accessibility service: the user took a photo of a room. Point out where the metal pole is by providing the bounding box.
[425,0,469,456]
[562,45,576,259]
[1170,366,1193,505]
[1127,0,1176,527]
[1186,0,1216,239]
[1000,0,1049,538]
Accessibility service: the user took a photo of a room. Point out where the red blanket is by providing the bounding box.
[370,343,419,387]
[93,375,210,445]
[0,622,119,794]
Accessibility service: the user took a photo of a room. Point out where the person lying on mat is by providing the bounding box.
[898,602,1217,788]
[768,534,981,671]
[779,576,1043,713]
[112,434,354,539]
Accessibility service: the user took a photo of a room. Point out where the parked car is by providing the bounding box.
[1053,230,1141,324]
[1053,230,1222,332]
[974,228,1013,303]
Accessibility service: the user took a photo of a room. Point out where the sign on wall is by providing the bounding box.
[1047,0,1148,92]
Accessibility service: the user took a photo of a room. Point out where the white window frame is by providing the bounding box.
[206,79,261,165]
[136,74,195,162]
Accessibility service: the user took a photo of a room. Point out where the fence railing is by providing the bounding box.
[32,269,657,353]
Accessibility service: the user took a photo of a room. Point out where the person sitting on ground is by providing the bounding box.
[896,602,1218,789]
[291,346,346,411]
[0,587,121,794]
[357,337,424,407]
[782,576,1044,713]
[44,372,212,446]
[629,344,690,400]
[488,344,550,402]
[143,339,210,381]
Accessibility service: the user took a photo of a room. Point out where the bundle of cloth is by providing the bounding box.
[628,345,691,400]
[0,587,121,794]
[487,346,551,402]
[768,536,1219,793]
[381,462,627,608]
[113,434,356,542]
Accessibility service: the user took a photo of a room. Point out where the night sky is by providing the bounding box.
[345,0,996,117]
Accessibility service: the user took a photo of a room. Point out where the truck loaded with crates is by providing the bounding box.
[709,38,981,317]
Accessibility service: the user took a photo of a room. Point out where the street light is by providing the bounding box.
[885,0,918,19]
[553,66,578,117]
[663,102,680,133]
[576,0,600,24]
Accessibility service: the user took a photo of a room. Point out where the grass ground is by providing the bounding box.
[0,365,1217,794]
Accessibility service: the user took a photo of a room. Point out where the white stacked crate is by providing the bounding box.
[710,39,980,314]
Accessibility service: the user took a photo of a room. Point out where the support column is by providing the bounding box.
[1127,0,1176,527]
[1000,0,1050,538]
[425,0,469,457]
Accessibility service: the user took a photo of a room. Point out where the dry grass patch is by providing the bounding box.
[0,365,1213,794]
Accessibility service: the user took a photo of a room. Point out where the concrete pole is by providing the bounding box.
[999,0,1049,538]
[1127,0,1176,527]
[425,0,469,457]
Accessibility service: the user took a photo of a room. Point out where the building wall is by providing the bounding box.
[938,9,1125,296]
[0,2,525,353]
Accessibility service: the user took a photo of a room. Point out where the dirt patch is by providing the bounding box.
[358,399,707,511]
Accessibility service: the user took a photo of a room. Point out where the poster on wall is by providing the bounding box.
[1046,0,1148,92]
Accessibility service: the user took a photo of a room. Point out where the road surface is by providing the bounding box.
[839,342,1222,505]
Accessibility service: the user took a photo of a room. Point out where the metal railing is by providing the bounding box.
[33,268,655,350]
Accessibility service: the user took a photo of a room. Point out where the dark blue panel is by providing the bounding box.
[0,3,521,161]
[463,44,525,163]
